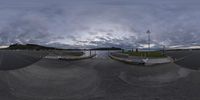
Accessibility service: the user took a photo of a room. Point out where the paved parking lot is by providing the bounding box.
[0,50,48,70]
[0,50,200,100]
[166,50,200,70]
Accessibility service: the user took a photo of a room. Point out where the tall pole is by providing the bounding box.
[163,45,165,55]
[90,49,91,56]
[146,30,151,57]
[148,32,150,51]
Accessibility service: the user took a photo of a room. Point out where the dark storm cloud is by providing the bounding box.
[0,0,199,49]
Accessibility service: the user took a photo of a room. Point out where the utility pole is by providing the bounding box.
[162,45,165,55]
[146,30,151,57]
[90,49,91,56]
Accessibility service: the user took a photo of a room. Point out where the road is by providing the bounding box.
[0,50,200,100]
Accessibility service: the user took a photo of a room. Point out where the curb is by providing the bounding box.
[109,54,145,65]
[59,54,96,61]
[109,53,173,66]
[144,57,174,66]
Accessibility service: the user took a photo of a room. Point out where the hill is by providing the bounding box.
[91,47,122,50]
[5,44,63,50]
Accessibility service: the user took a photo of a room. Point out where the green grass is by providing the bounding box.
[124,51,166,58]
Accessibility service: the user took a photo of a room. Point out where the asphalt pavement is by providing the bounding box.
[0,50,48,70]
[0,50,200,100]
[166,50,200,70]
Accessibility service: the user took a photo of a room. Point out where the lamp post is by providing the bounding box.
[90,49,91,56]
[162,45,165,55]
[146,30,151,57]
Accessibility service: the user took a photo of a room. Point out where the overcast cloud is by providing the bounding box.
[0,0,200,49]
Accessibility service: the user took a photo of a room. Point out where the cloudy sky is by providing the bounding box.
[0,0,200,49]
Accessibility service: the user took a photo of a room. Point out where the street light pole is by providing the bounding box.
[146,30,151,57]
[162,45,165,55]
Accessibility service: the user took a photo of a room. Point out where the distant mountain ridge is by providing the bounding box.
[91,47,122,50]
[6,44,63,50]
[3,44,123,51]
